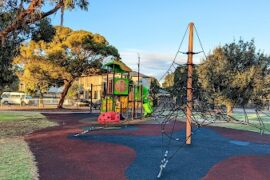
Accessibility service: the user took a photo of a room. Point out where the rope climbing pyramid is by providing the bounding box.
[150,23,270,178]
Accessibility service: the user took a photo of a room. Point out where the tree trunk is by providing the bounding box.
[39,93,44,108]
[60,6,64,26]
[57,80,73,109]
[226,102,234,120]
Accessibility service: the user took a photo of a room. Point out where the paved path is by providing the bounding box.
[25,113,270,180]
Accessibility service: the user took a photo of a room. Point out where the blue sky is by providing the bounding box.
[49,0,270,79]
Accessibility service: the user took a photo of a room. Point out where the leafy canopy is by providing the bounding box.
[14,26,120,107]
[0,8,55,91]
[0,0,88,90]
[198,39,270,110]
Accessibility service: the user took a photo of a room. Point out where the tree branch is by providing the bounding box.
[25,2,63,24]
[0,0,64,40]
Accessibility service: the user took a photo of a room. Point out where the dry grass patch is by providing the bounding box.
[0,138,38,180]
[0,112,58,179]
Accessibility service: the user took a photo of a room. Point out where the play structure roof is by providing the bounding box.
[104,60,132,73]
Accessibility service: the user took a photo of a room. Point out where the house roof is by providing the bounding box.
[129,71,150,78]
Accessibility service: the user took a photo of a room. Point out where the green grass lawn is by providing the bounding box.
[0,112,57,180]
[178,111,270,134]
[232,112,270,122]
[217,122,270,134]
[0,112,57,137]
[209,112,270,134]
[0,112,45,121]
[0,138,38,180]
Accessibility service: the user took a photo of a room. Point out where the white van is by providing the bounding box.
[0,92,32,105]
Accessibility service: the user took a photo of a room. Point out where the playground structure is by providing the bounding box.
[97,60,153,124]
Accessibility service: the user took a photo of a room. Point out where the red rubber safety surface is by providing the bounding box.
[203,127,270,180]
[25,114,135,180]
[203,156,270,180]
[25,113,185,180]
[25,113,270,180]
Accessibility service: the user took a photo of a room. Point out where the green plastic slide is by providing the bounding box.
[139,86,153,116]
[143,99,153,117]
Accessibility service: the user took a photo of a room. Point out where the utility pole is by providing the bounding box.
[137,53,141,118]
[186,22,194,145]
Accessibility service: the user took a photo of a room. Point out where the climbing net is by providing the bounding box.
[150,25,270,178]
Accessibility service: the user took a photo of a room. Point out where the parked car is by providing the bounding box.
[0,92,32,105]
[92,100,101,110]
[74,99,91,107]
[74,99,101,110]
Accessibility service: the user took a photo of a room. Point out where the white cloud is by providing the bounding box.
[119,48,205,83]
[120,49,190,81]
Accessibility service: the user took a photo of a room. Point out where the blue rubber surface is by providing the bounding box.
[70,127,270,180]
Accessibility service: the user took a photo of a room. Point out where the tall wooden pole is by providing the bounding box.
[186,22,194,145]
[106,68,109,112]
[137,53,141,118]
